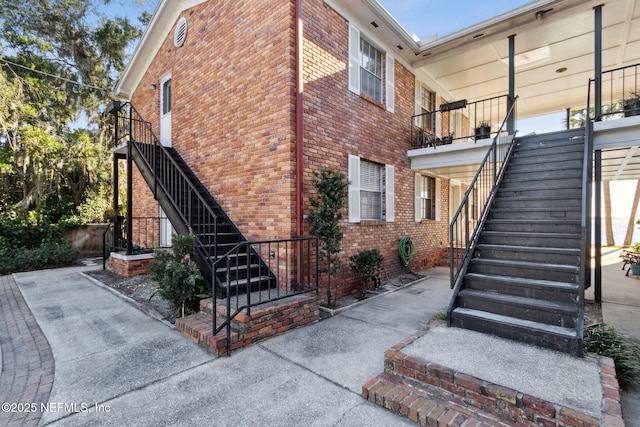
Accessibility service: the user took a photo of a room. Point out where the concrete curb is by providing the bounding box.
[319,274,431,317]
[80,272,176,329]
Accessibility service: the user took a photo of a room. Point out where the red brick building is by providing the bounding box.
[114,0,454,300]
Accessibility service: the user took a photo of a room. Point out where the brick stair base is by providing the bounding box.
[362,321,625,427]
[364,373,510,426]
[176,294,319,356]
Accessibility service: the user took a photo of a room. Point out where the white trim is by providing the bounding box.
[115,0,207,99]
[435,177,441,222]
[348,24,361,94]
[385,55,395,113]
[385,164,394,222]
[414,173,421,223]
[348,154,361,222]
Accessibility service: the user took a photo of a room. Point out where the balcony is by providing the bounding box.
[411,95,511,149]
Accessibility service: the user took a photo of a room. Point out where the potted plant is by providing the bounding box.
[474,121,491,140]
[630,242,640,276]
[623,92,640,117]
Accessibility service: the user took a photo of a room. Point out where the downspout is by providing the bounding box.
[295,0,304,237]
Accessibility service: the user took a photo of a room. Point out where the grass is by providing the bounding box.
[584,323,640,389]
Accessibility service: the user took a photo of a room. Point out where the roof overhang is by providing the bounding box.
[327,0,640,120]
[114,0,207,99]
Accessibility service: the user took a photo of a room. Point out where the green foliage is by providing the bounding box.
[307,169,349,307]
[0,0,145,223]
[349,248,384,299]
[0,216,79,274]
[584,323,640,389]
[148,233,209,317]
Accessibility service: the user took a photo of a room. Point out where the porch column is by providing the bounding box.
[594,149,602,303]
[508,34,515,134]
[126,128,134,255]
[594,4,603,121]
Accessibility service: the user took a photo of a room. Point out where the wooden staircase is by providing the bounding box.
[448,129,586,356]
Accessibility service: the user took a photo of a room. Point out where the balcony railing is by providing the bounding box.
[589,63,640,121]
[411,95,510,148]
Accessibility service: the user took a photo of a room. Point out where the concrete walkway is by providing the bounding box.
[0,250,638,426]
[3,263,451,426]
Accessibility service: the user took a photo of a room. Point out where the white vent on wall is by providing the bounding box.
[174,17,188,47]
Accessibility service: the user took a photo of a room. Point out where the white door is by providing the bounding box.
[159,207,172,247]
[160,75,172,147]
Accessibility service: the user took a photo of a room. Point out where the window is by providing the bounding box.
[421,86,436,132]
[162,79,171,115]
[415,174,440,222]
[418,175,436,220]
[348,24,395,112]
[360,160,382,219]
[360,39,383,103]
[348,155,394,223]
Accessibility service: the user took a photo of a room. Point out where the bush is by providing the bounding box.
[148,233,209,317]
[0,216,79,274]
[349,248,384,299]
[0,241,79,275]
[584,323,640,389]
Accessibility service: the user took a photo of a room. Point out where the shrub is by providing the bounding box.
[307,169,349,308]
[584,323,640,389]
[148,233,209,317]
[349,248,384,299]
[0,241,79,274]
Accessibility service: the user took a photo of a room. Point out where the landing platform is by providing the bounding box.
[363,321,624,426]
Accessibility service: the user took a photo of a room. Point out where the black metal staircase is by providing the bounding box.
[448,129,587,356]
[111,102,275,298]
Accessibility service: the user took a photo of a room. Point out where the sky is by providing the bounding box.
[378,0,533,40]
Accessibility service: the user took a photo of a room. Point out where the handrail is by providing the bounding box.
[212,236,319,355]
[448,96,518,299]
[113,102,221,290]
[587,62,640,121]
[411,95,509,148]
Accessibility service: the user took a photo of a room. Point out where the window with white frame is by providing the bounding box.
[415,174,440,222]
[419,175,436,220]
[421,86,435,132]
[360,39,383,103]
[348,23,395,112]
[348,155,394,223]
[360,160,382,219]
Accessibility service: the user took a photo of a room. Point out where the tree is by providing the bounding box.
[624,180,640,246]
[0,0,145,222]
[307,169,349,308]
[603,181,615,246]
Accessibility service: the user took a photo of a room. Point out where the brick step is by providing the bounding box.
[177,295,320,356]
[362,373,508,426]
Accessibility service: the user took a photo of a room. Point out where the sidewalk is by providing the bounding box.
[3,263,452,426]
[1,253,638,426]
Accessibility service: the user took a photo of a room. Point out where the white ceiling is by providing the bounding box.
[337,0,640,120]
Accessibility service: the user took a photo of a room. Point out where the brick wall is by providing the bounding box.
[126,0,451,302]
[302,0,450,299]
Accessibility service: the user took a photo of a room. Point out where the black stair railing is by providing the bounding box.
[213,237,319,355]
[448,97,518,300]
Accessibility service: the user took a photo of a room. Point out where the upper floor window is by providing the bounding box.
[421,86,435,132]
[162,79,172,115]
[360,39,383,103]
[348,23,394,113]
